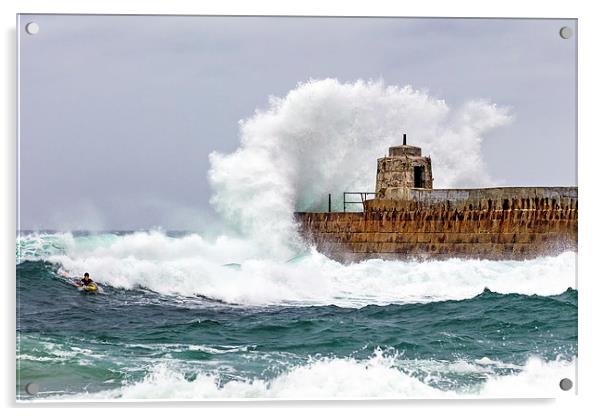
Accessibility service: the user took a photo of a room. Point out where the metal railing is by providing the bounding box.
[343,192,376,212]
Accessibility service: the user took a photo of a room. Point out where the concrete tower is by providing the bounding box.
[375,134,433,199]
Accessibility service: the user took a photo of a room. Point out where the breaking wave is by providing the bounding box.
[48,352,575,400]
[17,231,576,308]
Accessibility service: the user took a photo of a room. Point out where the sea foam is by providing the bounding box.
[45,352,575,400]
[19,231,576,307]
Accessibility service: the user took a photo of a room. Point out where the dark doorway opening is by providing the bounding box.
[414,166,424,188]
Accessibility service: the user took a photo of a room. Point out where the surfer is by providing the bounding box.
[57,270,100,292]
[77,272,99,292]
[80,272,94,286]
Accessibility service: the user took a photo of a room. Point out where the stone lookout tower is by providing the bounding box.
[375,134,433,199]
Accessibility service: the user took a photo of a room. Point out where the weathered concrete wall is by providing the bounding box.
[295,187,577,263]
[371,187,577,210]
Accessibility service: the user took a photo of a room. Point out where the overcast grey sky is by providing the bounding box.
[18,15,576,231]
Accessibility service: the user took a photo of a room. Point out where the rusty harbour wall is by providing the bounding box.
[294,187,578,262]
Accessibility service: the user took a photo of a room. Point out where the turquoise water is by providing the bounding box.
[16,231,577,400]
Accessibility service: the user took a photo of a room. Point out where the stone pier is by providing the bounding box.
[294,138,577,262]
[295,186,577,262]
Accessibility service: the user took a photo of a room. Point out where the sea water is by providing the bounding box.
[16,230,577,400]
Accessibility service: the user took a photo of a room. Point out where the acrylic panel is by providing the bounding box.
[16,15,577,401]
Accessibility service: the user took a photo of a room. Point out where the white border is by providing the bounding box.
[3,1,601,415]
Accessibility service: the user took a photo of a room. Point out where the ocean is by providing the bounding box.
[16,230,577,400]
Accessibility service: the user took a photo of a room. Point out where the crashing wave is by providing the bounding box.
[37,351,575,400]
[18,231,576,307]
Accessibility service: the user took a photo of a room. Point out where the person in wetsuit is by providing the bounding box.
[80,272,93,286]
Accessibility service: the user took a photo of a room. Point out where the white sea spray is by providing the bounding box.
[208,78,512,257]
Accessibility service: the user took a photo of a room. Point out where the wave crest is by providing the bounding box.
[50,352,575,400]
[19,231,576,308]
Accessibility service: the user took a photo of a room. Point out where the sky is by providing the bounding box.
[18,15,577,231]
